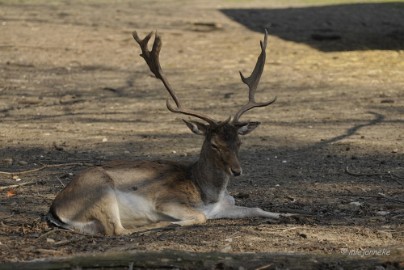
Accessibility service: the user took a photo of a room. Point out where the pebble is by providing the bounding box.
[349,201,362,207]
[46,238,55,243]
[220,245,232,252]
[18,160,28,165]
[1,158,13,166]
[376,211,389,216]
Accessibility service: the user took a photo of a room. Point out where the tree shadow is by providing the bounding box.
[221,2,404,51]
[308,111,385,149]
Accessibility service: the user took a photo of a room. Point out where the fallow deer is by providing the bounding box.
[47,30,289,236]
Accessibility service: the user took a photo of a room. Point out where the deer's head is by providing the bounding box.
[133,30,275,177]
[183,119,261,176]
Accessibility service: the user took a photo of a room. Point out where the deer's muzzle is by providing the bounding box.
[231,167,242,177]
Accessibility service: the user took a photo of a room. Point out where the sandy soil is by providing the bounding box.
[0,0,403,266]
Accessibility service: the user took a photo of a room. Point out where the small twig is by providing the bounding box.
[255,264,273,270]
[389,172,404,186]
[338,193,404,204]
[54,236,86,246]
[56,176,66,188]
[38,229,87,246]
[46,225,106,238]
[37,229,59,241]
[345,166,384,177]
[0,180,36,191]
[0,162,91,177]
[273,208,314,216]
[377,193,404,204]
[391,172,404,179]
[345,166,403,186]
[2,212,15,219]
[36,248,65,255]
[392,214,404,220]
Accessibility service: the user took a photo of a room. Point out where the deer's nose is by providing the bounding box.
[231,168,242,177]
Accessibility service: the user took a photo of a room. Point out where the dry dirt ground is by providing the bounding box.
[0,0,403,268]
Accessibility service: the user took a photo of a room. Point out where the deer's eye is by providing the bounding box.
[211,143,220,152]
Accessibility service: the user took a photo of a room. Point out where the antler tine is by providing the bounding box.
[233,29,277,123]
[133,31,180,107]
[166,100,217,125]
[132,31,217,126]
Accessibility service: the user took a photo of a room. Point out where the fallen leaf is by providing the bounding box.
[6,189,16,198]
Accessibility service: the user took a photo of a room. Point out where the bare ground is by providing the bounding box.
[0,0,403,268]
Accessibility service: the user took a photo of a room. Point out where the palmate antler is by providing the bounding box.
[132,31,217,126]
[133,30,275,126]
[232,29,277,123]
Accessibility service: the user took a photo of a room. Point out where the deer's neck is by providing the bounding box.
[191,149,229,204]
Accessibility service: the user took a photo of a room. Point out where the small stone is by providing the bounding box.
[59,94,78,105]
[18,160,28,165]
[297,232,307,238]
[46,238,55,243]
[376,211,389,216]
[349,201,362,207]
[220,245,232,252]
[348,202,363,210]
[1,158,13,166]
[53,142,64,151]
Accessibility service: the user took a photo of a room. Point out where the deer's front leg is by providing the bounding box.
[157,203,207,227]
[211,205,283,220]
[204,194,289,220]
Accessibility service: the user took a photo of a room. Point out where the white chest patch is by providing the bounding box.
[198,192,235,219]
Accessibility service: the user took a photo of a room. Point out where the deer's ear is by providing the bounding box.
[183,120,208,135]
[236,121,261,135]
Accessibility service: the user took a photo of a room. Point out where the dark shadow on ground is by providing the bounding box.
[1,113,402,262]
[221,2,404,51]
[1,109,402,224]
